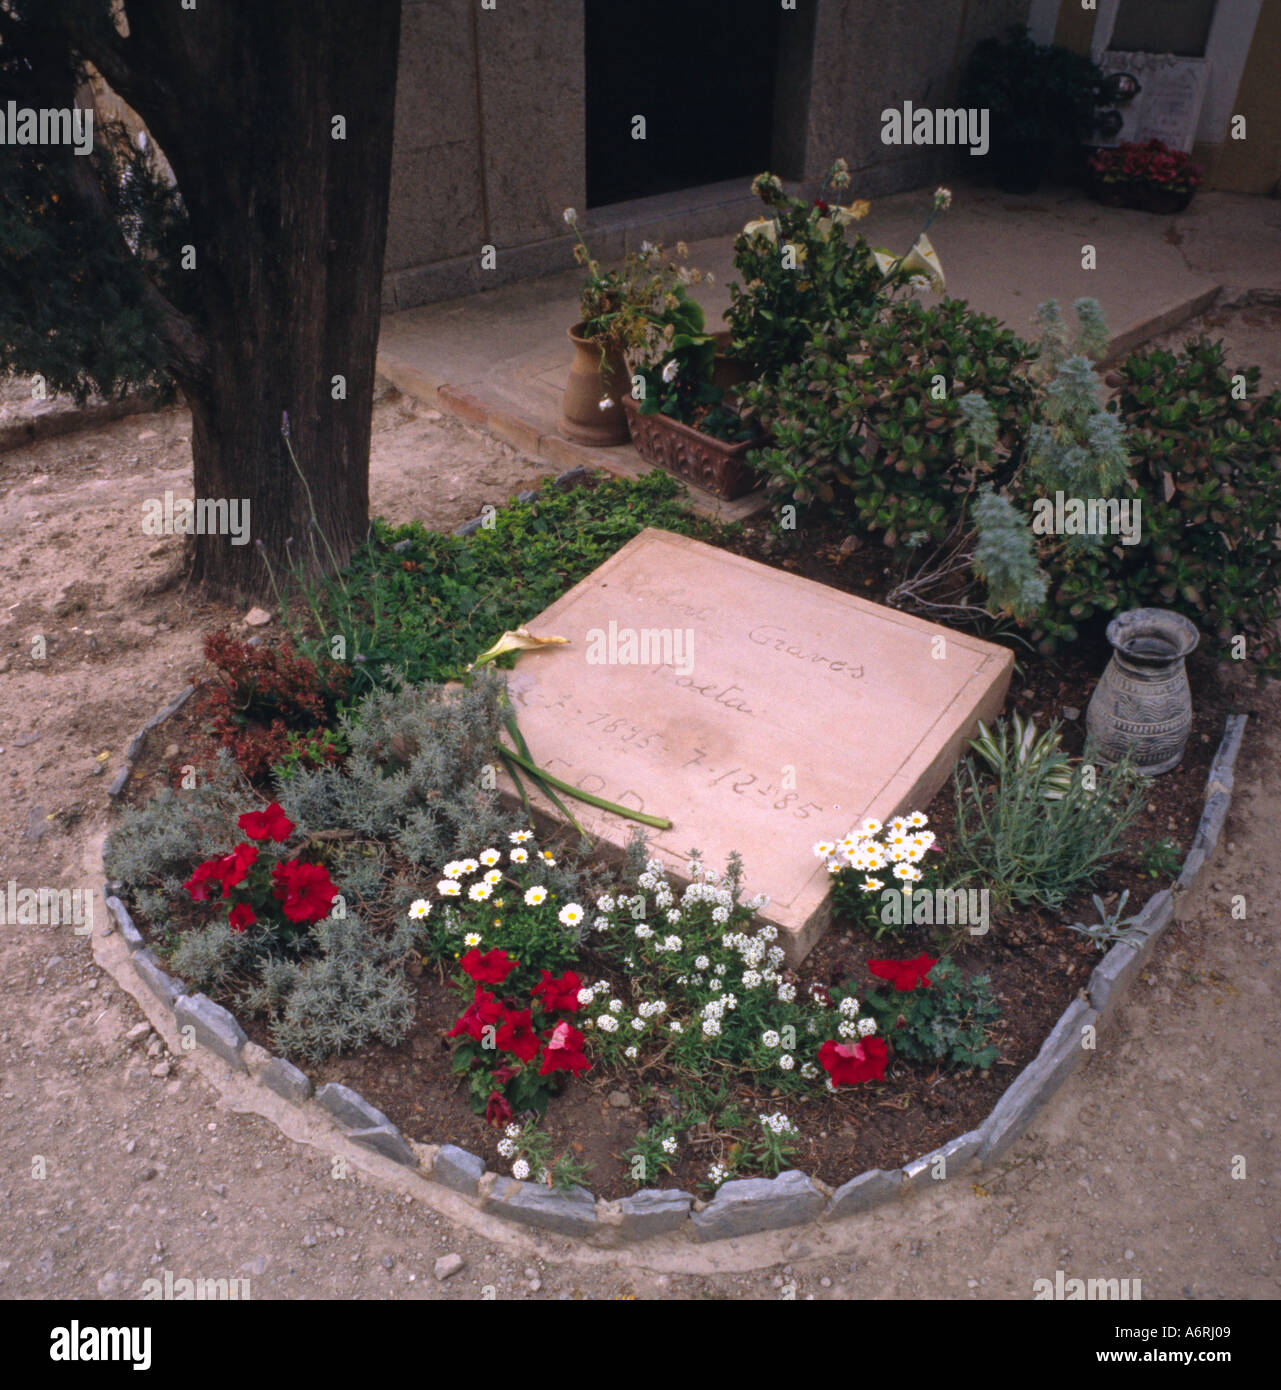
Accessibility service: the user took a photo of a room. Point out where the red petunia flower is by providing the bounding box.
[270,857,337,924]
[485,1090,514,1128]
[495,1007,540,1062]
[868,953,937,991]
[446,985,505,1043]
[228,902,257,933]
[539,1020,592,1076]
[819,1036,889,1085]
[532,968,581,1014]
[460,947,518,986]
[218,842,260,897]
[184,857,227,903]
[237,801,295,843]
[812,198,830,213]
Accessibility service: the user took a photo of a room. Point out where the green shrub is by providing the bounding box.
[743,297,1033,539]
[862,957,1000,1070]
[951,723,1145,911]
[1028,337,1281,668]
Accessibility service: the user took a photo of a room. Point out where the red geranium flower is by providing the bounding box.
[819,1036,889,1085]
[184,857,226,903]
[446,985,505,1043]
[237,801,295,843]
[812,198,830,213]
[218,842,259,896]
[539,1020,592,1076]
[228,903,257,933]
[495,1007,540,1062]
[868,953,937,991]
[485,1090,514,1128]
[460,947,518,986]
[270,857,337,924]
[532,968,581,1014]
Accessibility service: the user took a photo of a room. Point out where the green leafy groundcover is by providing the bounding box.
[290,470,725,699]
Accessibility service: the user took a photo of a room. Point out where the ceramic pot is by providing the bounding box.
[1085,608,1199,774]
[561,322,630,446]
[620,395,760,500]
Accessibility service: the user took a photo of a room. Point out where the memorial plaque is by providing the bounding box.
[1097,52,1209,152]
[503,529,1013,961]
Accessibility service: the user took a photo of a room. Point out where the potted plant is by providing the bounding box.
[1089,139,1203,213]
[622,282,763,499]
[560,211,697,447]
[959,26,1107,194]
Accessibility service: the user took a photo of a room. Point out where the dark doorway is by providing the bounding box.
[585,0,782,208]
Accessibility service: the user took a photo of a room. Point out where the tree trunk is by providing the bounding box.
[79,0,403,598]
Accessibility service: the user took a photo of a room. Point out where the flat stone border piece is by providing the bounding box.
[107,684,195,800]
[690,1170,824,1241]
[484,1178,598,1237]
[99,681,1246,1243]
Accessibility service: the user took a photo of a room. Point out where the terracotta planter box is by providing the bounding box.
[621,396,761,501]
[1092,180,1195,214]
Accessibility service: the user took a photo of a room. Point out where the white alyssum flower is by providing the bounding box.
[839,996,859,1017]
[777,982,797,1003]
[608,999,624,1014]
[624,1045,638,1059]
[635,923,654,939]
[512,1159,531,1180]
[762,1030,781,1048]
[594,915,611,933]
[669,1020,683,1033]
[838,1019,858,1039]
[665,908,681,925]
[577,987,596,1006]
[857,1017,878,1037]
[497,1138,517,1158]
[596,895,616,913]
[779,1054,795,1070]
[694,955,710,971]
[597,1014,618,1033]
[758,1111,799,1137]
[701,1017,722,1037]
[661,1136,678,1155]
[742,970,762,989]
[661,358,679,384]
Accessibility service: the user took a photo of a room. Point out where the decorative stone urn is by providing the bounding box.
[561,323,630,447]
[1085,608,1199,774]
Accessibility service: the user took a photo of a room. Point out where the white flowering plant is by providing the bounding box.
[815,811,944,940]
[496,1117,591,1192]
[582,850,879,1098]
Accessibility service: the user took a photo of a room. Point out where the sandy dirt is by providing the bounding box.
[1,317,1279,1301]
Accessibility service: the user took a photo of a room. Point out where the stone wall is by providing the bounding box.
[382,0,1032,310]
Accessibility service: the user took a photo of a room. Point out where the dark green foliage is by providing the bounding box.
[1021,338,1281,668]
[958,25,1105,151]
[743,298,1033,540]
[284,471,719,698]
[0,3,190,401]
[863,958,1000,1070]
[725,171,883,384]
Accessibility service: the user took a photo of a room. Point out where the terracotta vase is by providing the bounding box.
[561,322,630,447]
[1085,608,1199,774]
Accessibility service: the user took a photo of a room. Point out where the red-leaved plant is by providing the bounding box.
[445,951,591,1119]
[183,802,338,946]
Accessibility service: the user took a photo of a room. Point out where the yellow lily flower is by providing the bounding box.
[469,628,568,670]
[833,200,870,225]
[742,217,777,243]
[900,234,945,294]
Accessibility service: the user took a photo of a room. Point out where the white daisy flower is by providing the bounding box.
[509,829,534,843]
[464,932,483,947]
[437,880,461,897]
[479,848,501,866]
[524,885,548,906]
[510,847,529,864]
[469,881,492,902]
[407,899,432,920]
[558,903,585,927]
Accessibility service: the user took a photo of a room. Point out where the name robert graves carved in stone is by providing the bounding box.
[503,529,1012,961]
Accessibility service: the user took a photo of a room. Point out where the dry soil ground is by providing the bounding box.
[1,315,1279,1301]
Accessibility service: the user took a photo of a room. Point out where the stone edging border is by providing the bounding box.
[99,709,1248,1246]
[106,685,196,801]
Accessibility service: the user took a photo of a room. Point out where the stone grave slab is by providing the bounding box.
[1097,52,1209,152]
[502,528,1013,961]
